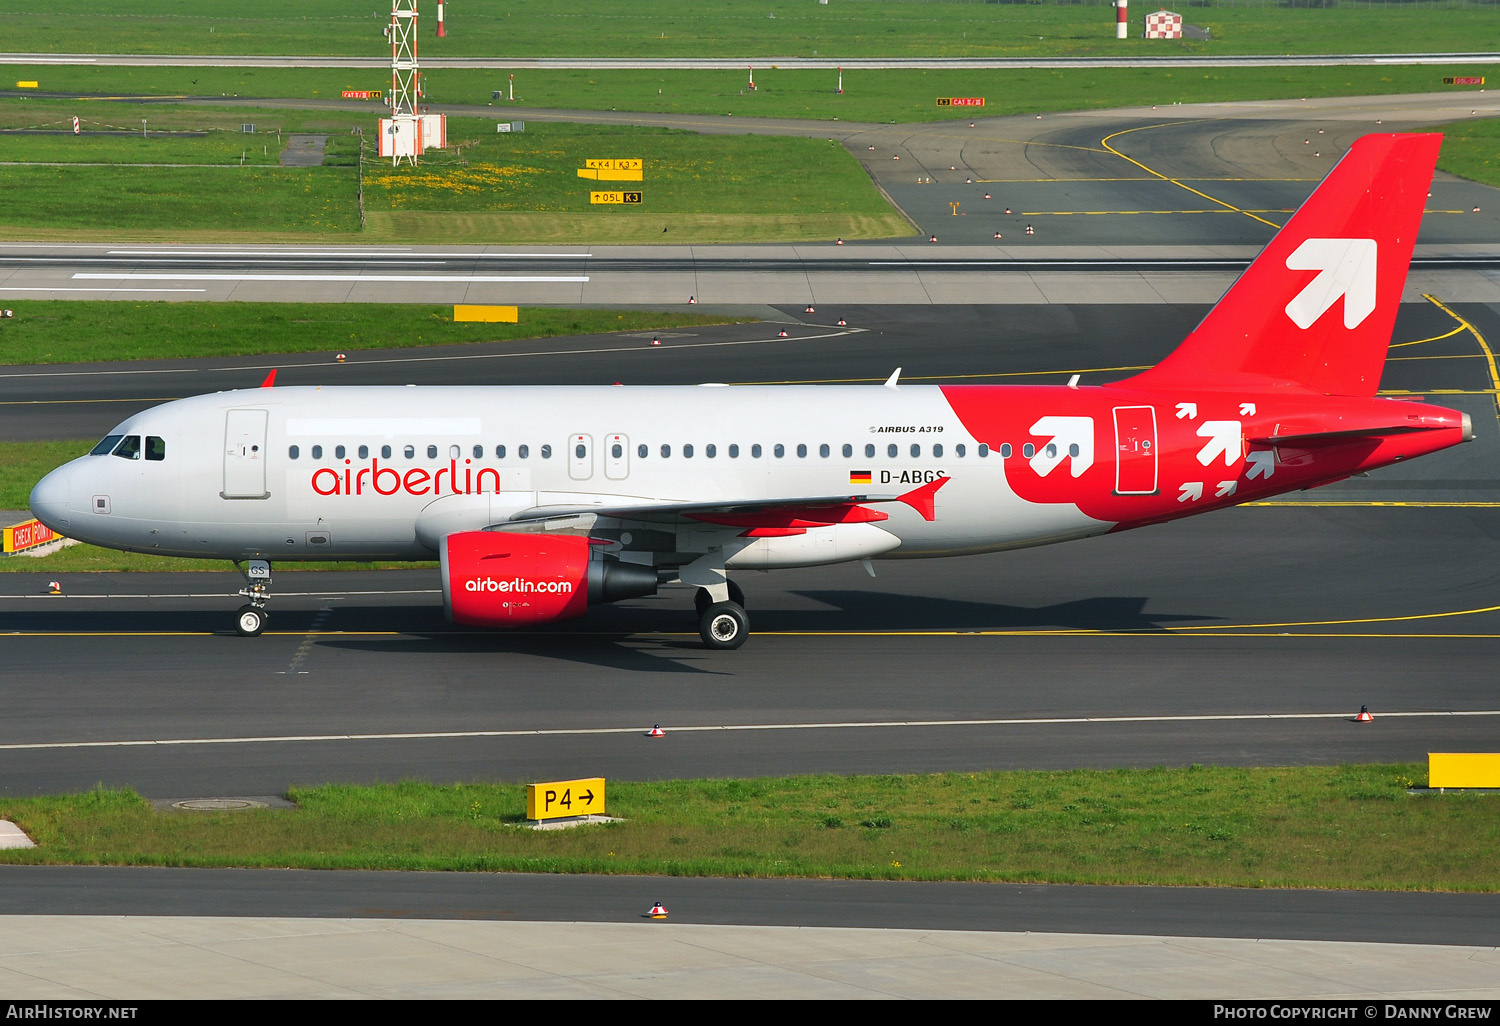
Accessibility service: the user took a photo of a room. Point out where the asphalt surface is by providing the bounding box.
[2,97,1500,995]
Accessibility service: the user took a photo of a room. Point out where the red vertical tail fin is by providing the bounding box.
[1116,133,1440,397]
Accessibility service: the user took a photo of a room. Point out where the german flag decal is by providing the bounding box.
[849,470,872,485]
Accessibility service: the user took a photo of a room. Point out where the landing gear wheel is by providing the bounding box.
[699,601,748,650]
[695,581,745,614]
[235,604,266,637]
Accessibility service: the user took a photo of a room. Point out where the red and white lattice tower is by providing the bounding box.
[1144,10,1183,40]
[378,1,445,166]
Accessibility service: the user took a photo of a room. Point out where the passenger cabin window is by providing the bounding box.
[819,444,830,458]
[358,445,369,460]
[751,444,763,458]
[382,445,392,459]
[519,445,530,459]
[796,444,807,458]
[843,444,853,458]
[956,444,967,457]
[911,444,921,458]
[288,445,300,460]
[427,445,438,459]
[865,444,875,458]
[638,444,648,458]
[91,435,123,456]
[473,445,483,459]
[312,445,323,459]
[706,443,716,458]
[404,445,415,459]
[112,435,142,460]
[887,444,897,458]
[683,444,694,459]
[541,445,552,459]
[495,445,506,459]
[999,443,1012,458]
[450,445,461,459]
[145,436,166,462]
[336,445,346,459]
[660,444,671,458]
[774,444,785,458]
[978,444,991,457]
[1022,443,1034,458]
[729,444,739,458]
[933,443,943,458]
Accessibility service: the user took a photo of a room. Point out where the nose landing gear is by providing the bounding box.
[233,559,271,637]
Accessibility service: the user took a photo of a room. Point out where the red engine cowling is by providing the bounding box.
[440,531,657,628]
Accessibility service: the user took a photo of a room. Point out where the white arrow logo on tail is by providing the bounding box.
[1175,402,1197,420]
[1245,450,1276,480]
[1216,480,1238,498]
[1178,482,1203,503]
[1028,416,1094,478]
[1239,402,1256,417]
[1284,238,1377,330]
[1196,421,1242,467]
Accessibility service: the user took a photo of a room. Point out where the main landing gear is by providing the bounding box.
[233,559,272,637]
[694,580,748,650]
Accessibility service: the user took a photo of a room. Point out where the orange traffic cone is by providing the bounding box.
[648,902,668,918]
[836,318,846,326]
[929,235,938,243]
[1357,705,1373,723]
[777,330,788,337]
[650,337,661,346]
[806,305,815,313]
[688,296,696,304]
[648,724,665,737]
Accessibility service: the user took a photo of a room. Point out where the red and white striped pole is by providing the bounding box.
[748,65,755,90]
[1115,0,1128,40]
[437,1,446,38]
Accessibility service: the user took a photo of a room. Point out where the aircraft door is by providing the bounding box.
[1112,405,1158,496]
[569,433,594,481]
[604,433,629,480]
[222,409,269,499]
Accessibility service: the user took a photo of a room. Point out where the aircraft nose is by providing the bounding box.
[29,466,72,530]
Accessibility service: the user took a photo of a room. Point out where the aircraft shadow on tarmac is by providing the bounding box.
[10,592,1209,648]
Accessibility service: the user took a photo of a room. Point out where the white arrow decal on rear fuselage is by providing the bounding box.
[1028,416,1095,478]
[1284,237,1377,330]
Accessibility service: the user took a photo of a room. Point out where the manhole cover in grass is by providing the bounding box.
[171,799,267,811]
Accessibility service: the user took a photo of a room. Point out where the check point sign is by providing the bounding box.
[526,777,606,821]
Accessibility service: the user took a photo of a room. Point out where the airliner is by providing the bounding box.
[29,134,1471,648]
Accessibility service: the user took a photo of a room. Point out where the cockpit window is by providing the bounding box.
[112,435,142,460]
[145,436,166,462]
[90,434,124,456]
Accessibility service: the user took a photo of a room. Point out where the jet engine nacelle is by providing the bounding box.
[440,530,658,627]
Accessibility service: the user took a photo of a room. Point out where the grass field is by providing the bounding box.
[2,1,1496,59]
[0,765,1495,890]
[0,107,911,242]
[0,302,748,366]
[5,62,1493,125]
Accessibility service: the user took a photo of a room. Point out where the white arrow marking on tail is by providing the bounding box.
[1175,402,1197,420]
[1239,402,1257,417]
[1245,450,1276,480]
[1179,482,1204,502]
[1216,480,1238,498]
[1284,238,1377,330]
[1028,416,1095,478]
[1195,420,1242,467]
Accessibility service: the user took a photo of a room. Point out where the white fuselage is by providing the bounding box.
[31,385,1107,569]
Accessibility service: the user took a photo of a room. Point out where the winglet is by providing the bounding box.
[260,369,277,388]
[897,476,950,522]
[884,367,902,390]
